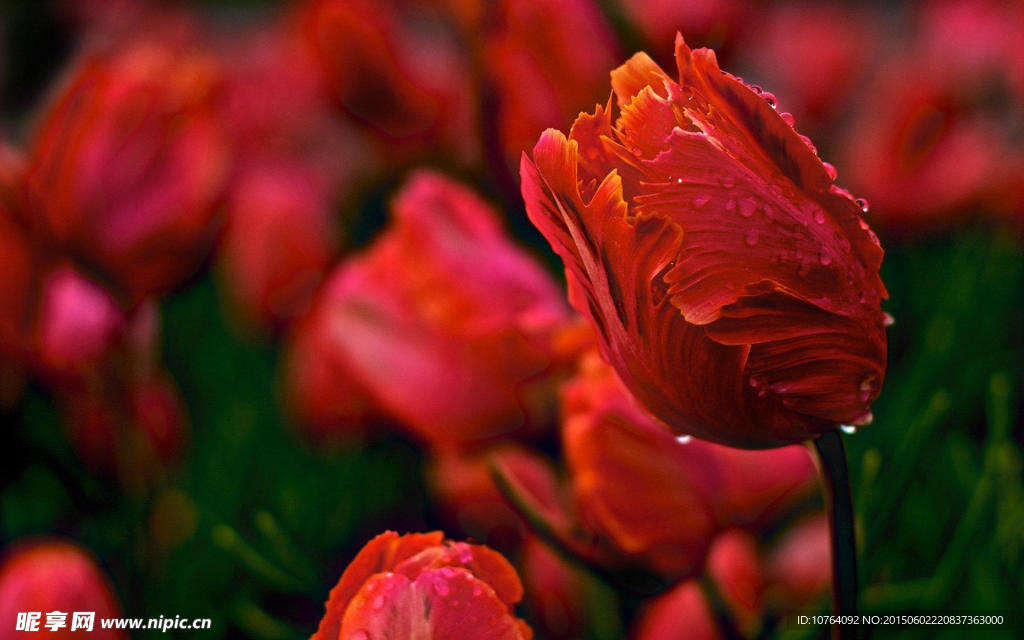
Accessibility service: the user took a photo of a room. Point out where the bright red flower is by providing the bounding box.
[521,35,888,448]
[23,38,229,305]
[0,539,125,639]
[312,531,532,640]
[290,170,573,449]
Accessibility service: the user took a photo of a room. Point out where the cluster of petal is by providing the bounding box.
[285,170,572,448]
[521,34,888,447]
[23,37,229,306]
[0,539,126,639]
[312,531,532,640]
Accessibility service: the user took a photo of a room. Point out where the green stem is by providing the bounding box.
[812,430,858,640]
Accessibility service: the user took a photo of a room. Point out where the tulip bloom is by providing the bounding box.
[24,39,228,305]
[312,531,532,639]
[290,170,572,448]
[0,540,125,639]
[521,35,888,448]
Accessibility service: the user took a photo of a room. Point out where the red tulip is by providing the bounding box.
[519,536,588,640]
[521,34,888,448]
[0,539,125,639]
[765,514,831,611]
[631,580,719,640]
[24,38,229,305]
[427,445,566,551]
[840,0,1024,229]
[217,161,338,328]
[291,170,572,448]
[705,530,764,634]
[312,531,532,640]
[296,0,478,162]
[558,352,820,579]
[59,369,188,488]
[562,352,720,580]
[483,0,619,165]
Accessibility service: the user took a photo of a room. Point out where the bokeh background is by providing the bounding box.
[0,0,1022,638]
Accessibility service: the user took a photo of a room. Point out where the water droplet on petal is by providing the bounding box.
[472,585,483,597]
[372,595,385,611]
[744,229,759,246]
[434,579,450,596]
[676,177,684,184]
[720,175,736,188]
[738,198,756,218]
[856,198,870,213]
[692,194,711,208]
[813,210,826,224]
[840,424,858,435]
[725,199,736,211]
[780,111,795,126]
[763,92,777,108]
[675,434,692,444]
[819,249,832,265]
[823,162,838,181]
[350,631,370,640]
[883,312,895,327]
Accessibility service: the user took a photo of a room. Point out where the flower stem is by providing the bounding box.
[812,430,858,640]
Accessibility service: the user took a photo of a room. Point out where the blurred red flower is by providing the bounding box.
[558,353,816,581]
[521,35,888,448]
[23,38,229,306]
[286,170,573,448]
[482,0,620,166]
[427,445,566,551]
[296,0,478,162]
[217,161,338,329]
[632,522,830,639]
[0,539,125,639]
[312,531,532,640]
[840,0,1024,230]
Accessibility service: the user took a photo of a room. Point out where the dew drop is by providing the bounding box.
[813,210,826,224]
[840,424,858,435]
[725,199,736,211]
[440,567,456,578]
[472,585,483,597]
[779,111,795,126]
[856,198,870,213]
[720,175,736,188]
[823,162,838,181]
[883,312,895,327]
[763,92,777,108]
[676,177,684,184]
[819,249,832,266]
[744,229,759,246]
[372,595,385,611]
[675,434,692,444]
[350,632,370,640]
[433,580,450,596]
[738,198,756,218]
[692,194,711,208]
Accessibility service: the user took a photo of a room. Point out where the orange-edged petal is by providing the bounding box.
[392,542,524,610]
[311,531,444,640]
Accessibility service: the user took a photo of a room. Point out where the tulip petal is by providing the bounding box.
[339,568,531,640]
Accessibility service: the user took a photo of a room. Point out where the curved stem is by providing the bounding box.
[812,430,858,640]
